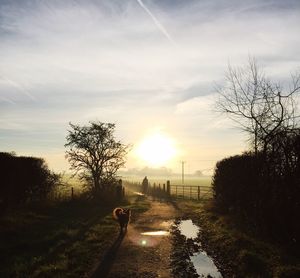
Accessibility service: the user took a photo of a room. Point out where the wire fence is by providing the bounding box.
[170,184,212,200]
[129,180,213,200]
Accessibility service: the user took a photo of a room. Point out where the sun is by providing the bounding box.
[136,132,177,166]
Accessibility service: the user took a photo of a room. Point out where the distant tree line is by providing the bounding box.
[0,152,59,211]
[213,59,300,245]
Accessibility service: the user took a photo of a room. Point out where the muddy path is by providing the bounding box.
[90,198,178,278]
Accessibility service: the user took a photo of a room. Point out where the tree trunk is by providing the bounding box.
[93,174,100,194]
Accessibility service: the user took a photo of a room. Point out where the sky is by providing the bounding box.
[0,0,300,175]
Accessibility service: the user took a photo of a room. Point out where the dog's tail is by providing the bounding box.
[113,207,123,220]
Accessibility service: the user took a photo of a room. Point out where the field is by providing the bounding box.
[123,176,212,187]
[49,175,212,201]
[47,175,88,201]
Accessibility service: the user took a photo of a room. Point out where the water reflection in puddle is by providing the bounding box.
[177,219,223,278]
[191,251,222,278]
[141,231,169,236]
[130,221,171,247]
[133,192,145,196]
[178,219,199,239]
[137,229,169,247]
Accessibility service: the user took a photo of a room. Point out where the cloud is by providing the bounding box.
[0,0,299,172]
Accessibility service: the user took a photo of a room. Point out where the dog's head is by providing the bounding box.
[123,208,131,216]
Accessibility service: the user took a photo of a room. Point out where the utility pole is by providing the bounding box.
[181,161,186,185]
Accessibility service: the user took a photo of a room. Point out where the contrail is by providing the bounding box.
[136,0,175,45]
[0,74,36,101]
[0,97,16,105]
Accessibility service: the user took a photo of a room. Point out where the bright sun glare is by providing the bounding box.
[136,133,176,166]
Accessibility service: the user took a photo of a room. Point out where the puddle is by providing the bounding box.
[178,219,199,239]
[130,221,171,247]
[177,219,223,278]
[137,230,169,247]
[133,192,145,196]
[191,251,222,278]
[140,221,172,236]
[141,231,169,236]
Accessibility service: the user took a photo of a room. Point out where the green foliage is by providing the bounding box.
[212,153,262,215]
[212,143,300,244]
[275,266,300,278]
[237,250,269,277]
[0,152,60,209]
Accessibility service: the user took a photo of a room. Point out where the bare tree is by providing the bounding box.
[213,59,300,242]
[216,58,300,154]
[65,121,129,194]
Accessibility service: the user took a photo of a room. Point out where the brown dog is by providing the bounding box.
[113,207,131,233]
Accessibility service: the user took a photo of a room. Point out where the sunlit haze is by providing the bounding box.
[135,132,177,166]
[1,0,299,175]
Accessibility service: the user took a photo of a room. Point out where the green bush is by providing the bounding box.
[212,153,263,217]
[275,266,300,278]
[0,152,59,209]
[237,250,269,277]
[212,148,300,244]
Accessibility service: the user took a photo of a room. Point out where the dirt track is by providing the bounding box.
[92,199,178,278]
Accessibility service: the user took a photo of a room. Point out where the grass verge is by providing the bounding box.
[0,195,150,277]
[174,199,300,278]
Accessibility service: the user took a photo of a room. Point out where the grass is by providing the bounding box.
[49,175,87,200]
[0,193,150,277]
[174,199,300,278]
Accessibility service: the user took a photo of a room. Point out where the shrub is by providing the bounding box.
[0,152,59,209]
[212,153,262,217]
[212,148,300,244]
[237,250,269,277]
[275,266,300,278]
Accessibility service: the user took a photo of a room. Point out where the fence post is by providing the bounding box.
[71,187,74,200]
[190,186,192,200]
[183,186,184,199]
[116,179,123,201]
[163,184,166,192]
[198,186,200,201]
[167,180,170,196]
